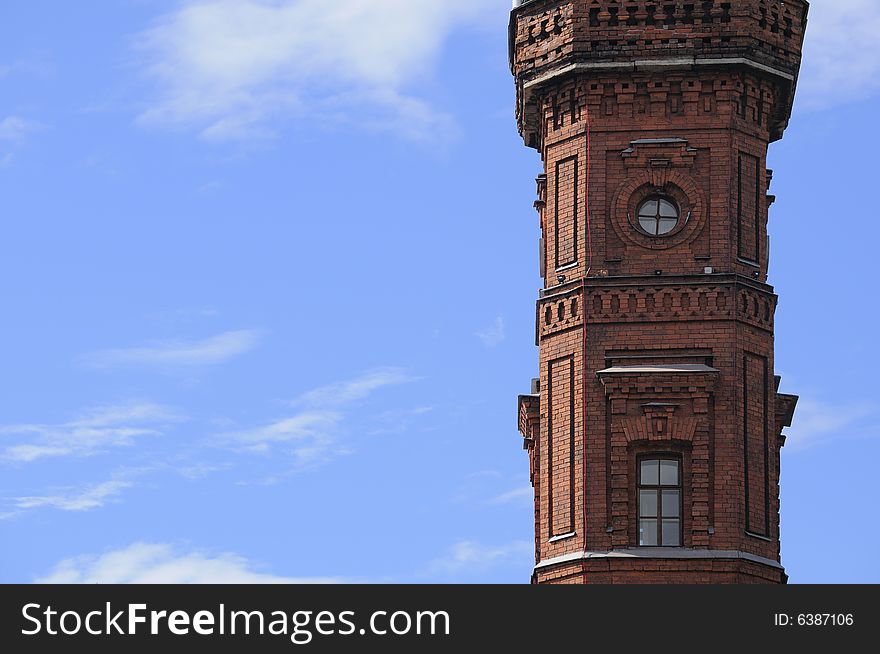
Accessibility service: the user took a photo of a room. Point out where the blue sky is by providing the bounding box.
[0,0,877,584]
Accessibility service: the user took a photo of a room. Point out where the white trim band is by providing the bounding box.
[596,364,720,375]
[535,548,784,571]
[523,57,795,92]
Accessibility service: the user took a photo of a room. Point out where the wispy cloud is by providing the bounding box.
[295,368,416,408]
[0,115,45,169]
[226,368,415,467]
[36,543,344,584]
[0,52,53,79]
[135,0,498,142]
[489,486,532,506]
[785,398,877,451]
[13,480,133,513]
[475,316,505,348]
[230,410,344,464]
[81,329,262,370]
[0,116,44,142]
[799,0,880,108]
[0,402,178,463]
[453,471,533,508]
[426,540,533,579]
[366,406,434,436]
[174,462,232,480]
[148,306,222,325]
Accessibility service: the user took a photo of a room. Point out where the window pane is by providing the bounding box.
[639,519,658,546]
[658,218,678,234]
[662,519,681,546]
[660,460,679,486]
[639,490,658,517]
[640,460,659,485]
[638,200,658,217]
[659,199,678,217]
[662,490,680,518]
[639,216,658,234]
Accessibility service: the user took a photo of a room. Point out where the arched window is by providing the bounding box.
[638,457,682,547]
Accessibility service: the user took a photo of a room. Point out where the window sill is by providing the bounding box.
[745,531,773,542]
[548,532,576,543]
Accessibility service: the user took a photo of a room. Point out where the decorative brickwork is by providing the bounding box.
[512,0,807,584]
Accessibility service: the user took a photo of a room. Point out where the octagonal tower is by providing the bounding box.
[513,0,807,584]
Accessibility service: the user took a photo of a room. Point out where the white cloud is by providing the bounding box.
[227,368,415,466]
[1,402,177,463]
[489,486,532,505]
[13,480,133,512]
[365,406,434,436]
[231,410,344,464]
[0,116,44,170]
[475,316,506,348]
[174,462,232,480]
[135,0,498,141]
[427,540,533,577]
[785,398,876,451]
[0,116,43,142]
[81,329,262,369]
[295,367,415,407]
[0,53,53,79]
[36,543,343,584]
[799,0,880,107]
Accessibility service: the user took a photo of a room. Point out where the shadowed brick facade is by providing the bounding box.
[512,0,807,584]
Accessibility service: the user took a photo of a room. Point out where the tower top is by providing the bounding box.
[510,0,808,145]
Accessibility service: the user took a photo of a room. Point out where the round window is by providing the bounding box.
[637,197,680,236]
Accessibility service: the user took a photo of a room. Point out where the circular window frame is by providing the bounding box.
[610,173,705,251]
[634,195,683,237]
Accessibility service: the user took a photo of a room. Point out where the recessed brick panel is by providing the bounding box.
[738,153,761,263]
[554,156,579,270]
[744,352,770,537]
[548,355,575,537]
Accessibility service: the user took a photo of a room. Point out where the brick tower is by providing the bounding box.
[512,0,807,584]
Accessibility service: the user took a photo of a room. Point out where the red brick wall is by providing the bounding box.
[536,557,785,584]
[513,0,805,584]
[534,71,779,284]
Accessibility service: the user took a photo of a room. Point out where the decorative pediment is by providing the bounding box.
[621,138,698,173]
[620,403,700,444]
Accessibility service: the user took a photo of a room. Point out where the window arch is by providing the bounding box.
[638,457,682,547]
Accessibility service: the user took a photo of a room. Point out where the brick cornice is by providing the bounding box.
[537,274,777,342]
[510,0,808,143]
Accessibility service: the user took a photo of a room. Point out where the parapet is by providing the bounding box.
[510,0,808,141]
